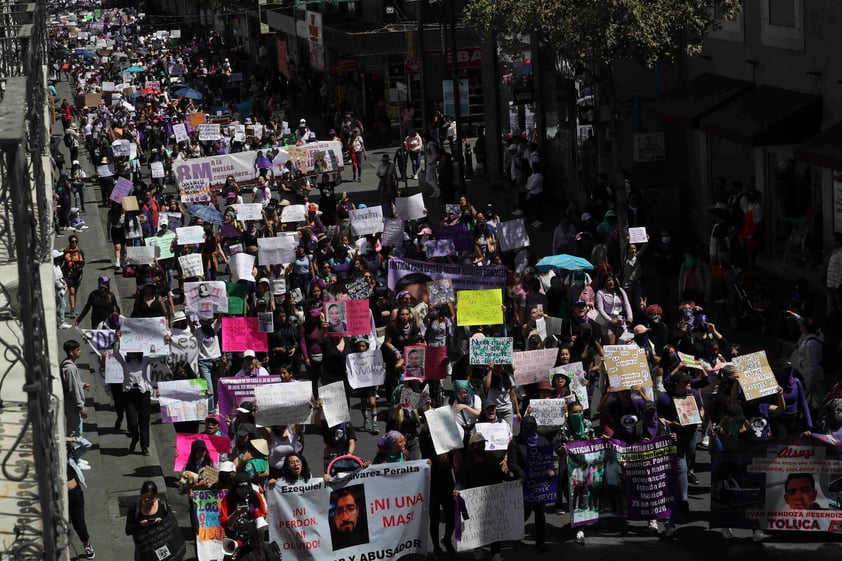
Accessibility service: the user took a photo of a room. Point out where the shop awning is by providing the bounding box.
[795,121,842,170]
[698,85,822,146]
[644,73,753,128]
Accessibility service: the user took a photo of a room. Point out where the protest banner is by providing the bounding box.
[217,376,281,435]
[733,350,778,401]
[83,92,102,108]
[197,123,221,141]
[267,460,430,561]
[103,350,123,384]
[427,279,455,306]
[184,281,228,315]
[628,227,648,245]
[176,225,205,245]
[673,395,702,425]
[146,232,176,260]
[258,311,274,333]
[388,257,506,292]
[173,433,231,472]
[529,399,566,427]
[398,388,423,411]
[257,235,297,265]
[275,141,344,175]
[394,192,426,220]
[432,224,472,252]
[130,507,186,561]
[221,316,268,352]
[191,489,228,561]
[350,205,384,236]
[511,348,557,385]
[172,122,189,143]
[567,436,678,527]
[323,300,370,337]
[496,219,530,252]
[120,317,168,354]
[318,381,351,428]
[423,346,448,380]
[234,203,264,222]
[469,337,513,365]
[345,277,372,300]
[603,345,652,391]
[474,422,512,451]
[109,176,133,203]
[524,445,558,505]
[677,352,705,370]
[381,218,405,247]
[146,356,175,387]
[150,161,165,179]
[125,245,155,265]
[178,177,212,203]
[281,204,307,223]
[549,362,589,410]
[455,480,524,551]
[158,379,209,423]
[230,252,256,282]
[167,327,199,375]
[346,350,386,389]
[420,239,453,258]
[271,277,287,296]
[424,405,464,455]
[402,346,427,382]
[254,381,313,426]
[79,328,116,359]
[187,112,206,129]
[111,139,131,158]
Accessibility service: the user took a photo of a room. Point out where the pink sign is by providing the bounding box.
[221,317,268,352]
[323,299,370,337]
[173,433,231,472]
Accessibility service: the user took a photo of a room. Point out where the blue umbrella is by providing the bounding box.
[187,205,223,225]
[535,254,594,273]
[174,87,203,100]
[76,49,97,59]
[125,65,145,73]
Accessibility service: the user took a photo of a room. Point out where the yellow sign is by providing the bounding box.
[456,289,503,326]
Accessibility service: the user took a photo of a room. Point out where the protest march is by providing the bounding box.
[46,2,842,561]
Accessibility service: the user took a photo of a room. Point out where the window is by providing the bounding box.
[761,0,804,50]
[707,1,744,43]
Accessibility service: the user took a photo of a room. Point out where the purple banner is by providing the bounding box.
[217,376,281,435]
[387,257,506,296]
[524,444,558,505]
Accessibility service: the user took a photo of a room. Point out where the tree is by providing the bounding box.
[465,0,742,253]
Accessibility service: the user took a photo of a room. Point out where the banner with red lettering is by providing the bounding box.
[267,461,431,561]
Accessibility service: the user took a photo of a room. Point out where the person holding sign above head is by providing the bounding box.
[483,363,521,428]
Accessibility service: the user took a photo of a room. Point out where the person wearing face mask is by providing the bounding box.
[553,401,596,535]
[505,416,550,552]
[640,303,669,351]
[678,250,710,308]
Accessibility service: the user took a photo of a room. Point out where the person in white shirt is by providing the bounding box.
[54,249,71,329]
[252,176,272,208]
[525,161,544,228]
[234,349,270,378]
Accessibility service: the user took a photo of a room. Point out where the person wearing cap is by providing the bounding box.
[295,118,312,144]
[234,350,270,378]
[213,461,238,490]
[249,277,275,315]
[75,275,121,329]
[203,413,223,437]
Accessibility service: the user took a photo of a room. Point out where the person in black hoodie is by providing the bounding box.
[505,416,550,552]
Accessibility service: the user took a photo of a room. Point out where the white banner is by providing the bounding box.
[474,422,512,451]
[258,235,297,265]
[512,348,558,385]
[267,461,430,561]
[111,139,131,158]
[183,281,228,315]
[120,317,168,354]
[178,254,204,278]
[125,245,156,265]
[281,204,307,223]
[255,382,313,426]
[628,227,648,245]
[158,379,209,423]
[394,193,426,220]
[381,219,404,247]
[319,381,351,429]
[424,406,464,455]
[176,225,205,245]
[345,351,386,389]
[497,218,530,252]
[234,203,264,222]
[104,349,123,384]
[528,399,566,427]
[178,178,212,204]
[230,252,255,282]
[197,123,221,141]
[350,206,384,236]
[455,481,524,551]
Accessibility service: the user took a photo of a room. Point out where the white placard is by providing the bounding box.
[529,399,566,427]
[280,204,306,223]
[257,235,296,265]
[158,379,209,423]
[125,245,156,265]
[474,422,512,451]
[455,481,525,551]
[178,253,204,278]
[234,203,264,222]
[111,139,131,158]
[173,122,188,143]
[150,161,165,178]
[497,218,531,252]
[512,348,558,385]
[258,311,274,333]
[628,227,648,245]
[318,381,351,428]
[229,252,255,282]
[349,205,385,236]
[104,349,123,384]
[345,350,386,389]
[254,382,313,426]
[394,193,427,220]
[120,317,168,354]
[424,405,464,455]
[176,225,205,245]
[96,164,113,178]
[197,123,221,141]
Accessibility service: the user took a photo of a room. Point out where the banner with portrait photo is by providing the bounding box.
[267,460,430,561]
[496,219,530,252]
[184,281,228,315]
[387,257,506,296]
[323,300,370,337]
[427,279,455,306]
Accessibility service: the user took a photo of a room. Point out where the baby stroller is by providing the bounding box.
[727,269,770,334]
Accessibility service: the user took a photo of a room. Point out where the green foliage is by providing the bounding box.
[465,0,742,72]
